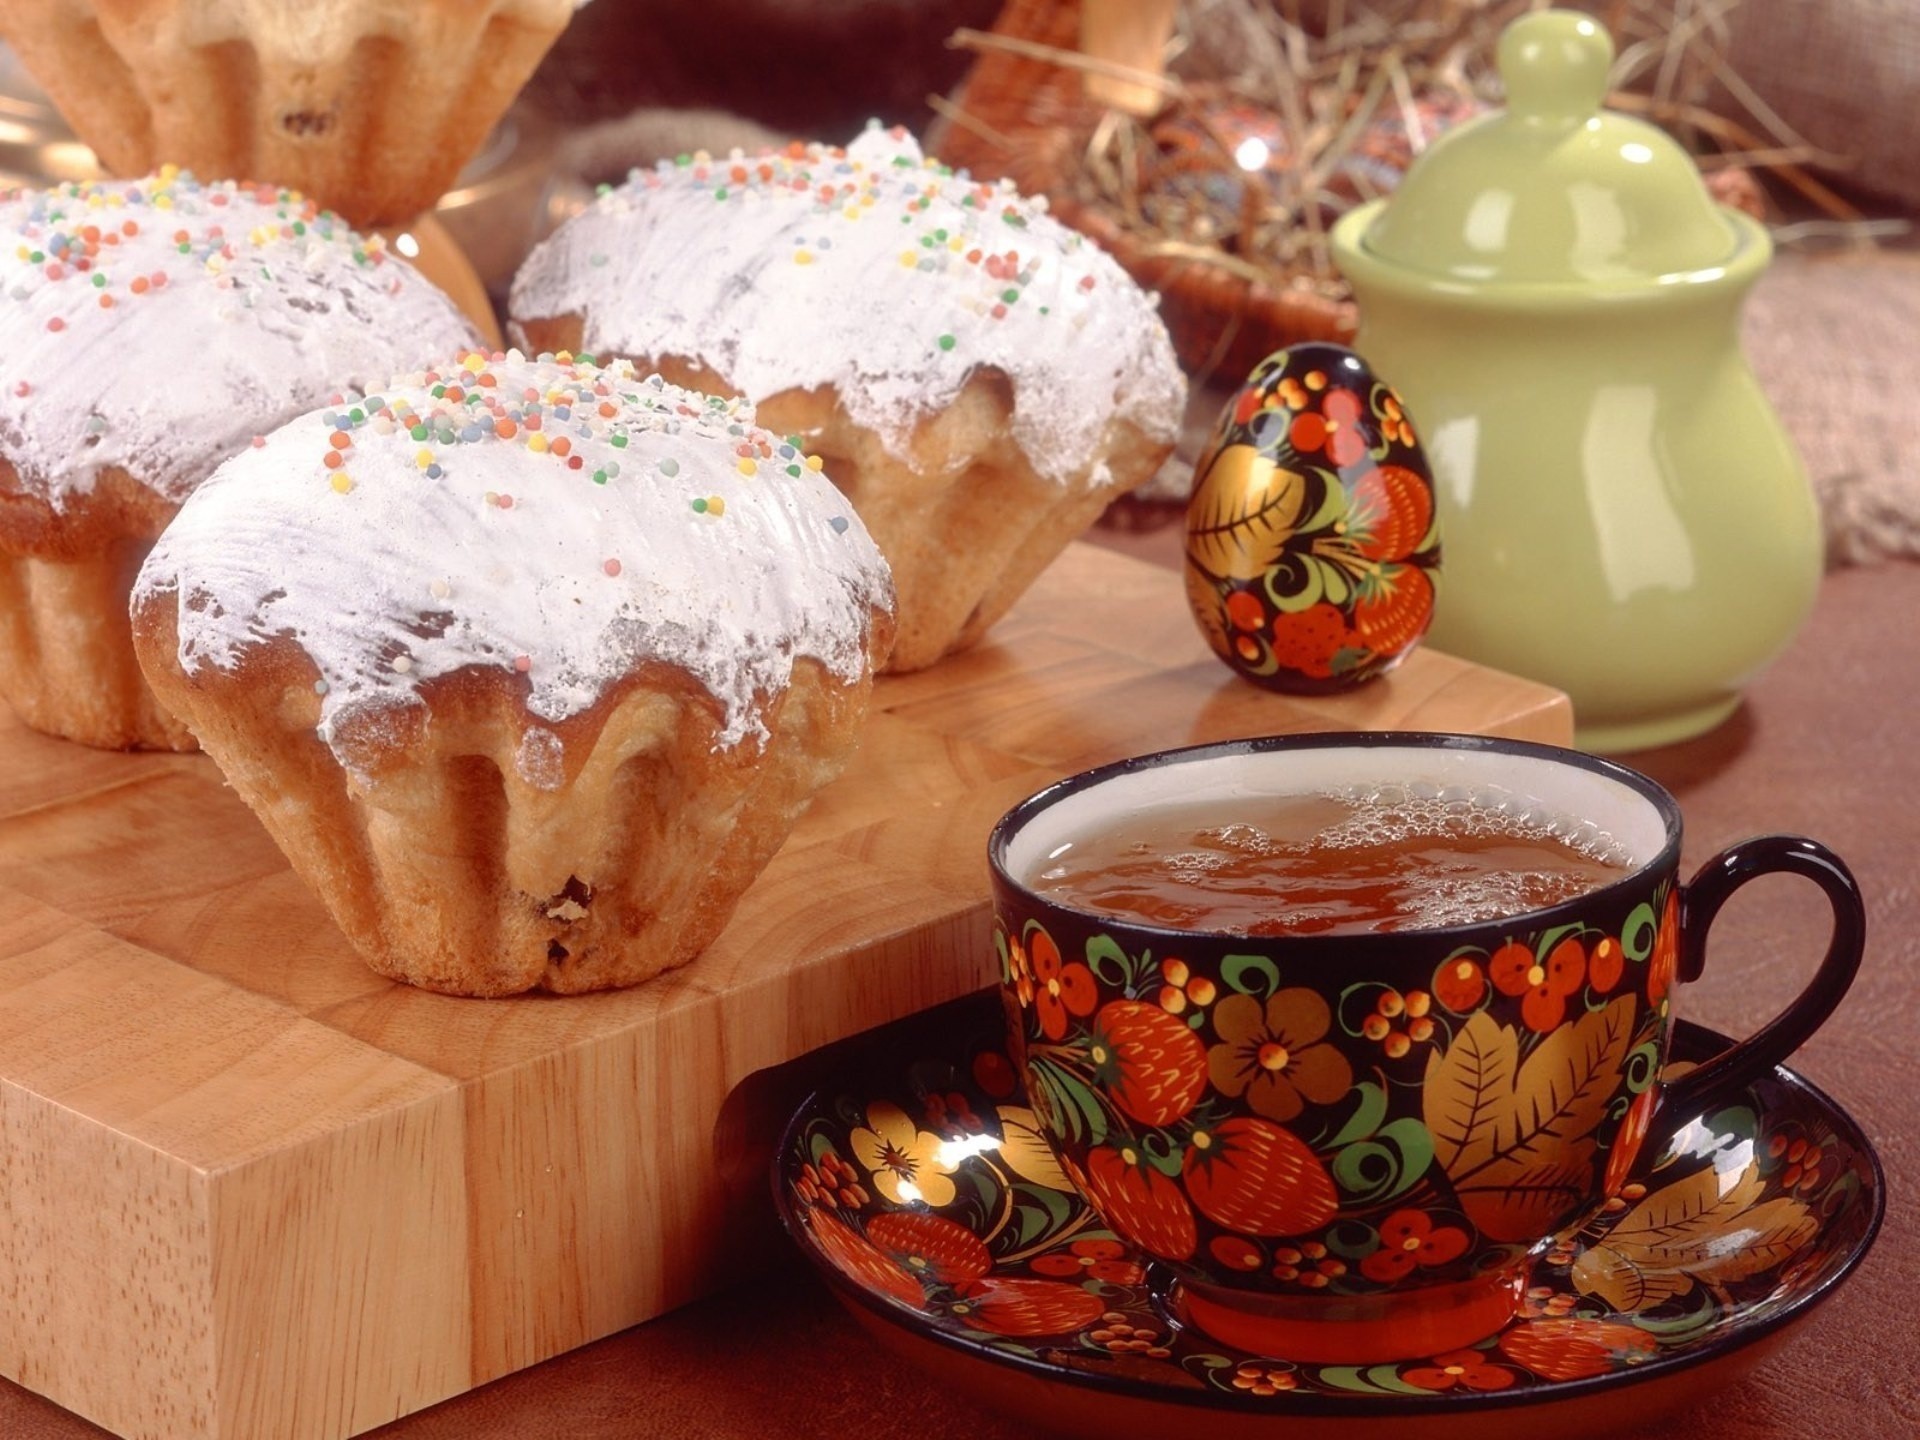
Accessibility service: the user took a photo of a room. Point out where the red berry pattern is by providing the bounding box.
[1091,1000,1208,1127]
[1183,1117,1339,1237]
[1353,564,1435,656]
[1078,1145,1198,1262]
[1268,602,1355,679]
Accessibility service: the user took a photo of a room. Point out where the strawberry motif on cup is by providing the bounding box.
[1186,342,1440,693]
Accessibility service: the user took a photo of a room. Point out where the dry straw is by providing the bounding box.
[932,0,1856,381]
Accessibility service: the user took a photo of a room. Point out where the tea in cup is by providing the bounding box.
[988,733,1863,1363]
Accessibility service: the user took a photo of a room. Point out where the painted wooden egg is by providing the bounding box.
[1185,343,1440,693]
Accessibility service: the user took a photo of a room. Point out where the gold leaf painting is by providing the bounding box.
[1187,444,1307,581]
[1572,1164,1818,1312]
[1423,999,1638,1241]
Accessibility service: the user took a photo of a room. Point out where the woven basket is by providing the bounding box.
[933,0,1356,381]
[932,0,1765,383]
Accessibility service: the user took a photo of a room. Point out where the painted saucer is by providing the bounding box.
[772,992,1882,1440]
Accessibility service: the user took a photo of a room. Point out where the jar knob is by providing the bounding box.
[1498,9,1614,124]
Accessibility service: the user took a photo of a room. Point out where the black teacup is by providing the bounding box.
[988,733,1863,1362]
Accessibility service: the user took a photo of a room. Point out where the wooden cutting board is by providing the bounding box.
[0,541,1569,1440]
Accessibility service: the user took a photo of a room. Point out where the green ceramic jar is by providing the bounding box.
[1330,9,1820,752]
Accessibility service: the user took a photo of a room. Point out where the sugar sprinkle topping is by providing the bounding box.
[508,124,1185,486]
[136,350,895,760]
[0,167,480,505]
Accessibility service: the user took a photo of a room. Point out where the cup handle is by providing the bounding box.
[1659,835,1865,1119]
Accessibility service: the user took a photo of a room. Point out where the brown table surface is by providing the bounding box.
[4,520,1911,1439]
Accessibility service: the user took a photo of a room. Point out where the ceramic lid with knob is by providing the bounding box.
[1348,8,1743,286]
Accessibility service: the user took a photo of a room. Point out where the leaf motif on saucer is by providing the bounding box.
[994,1105,1074,1192]
[1570,1164,1819,1311]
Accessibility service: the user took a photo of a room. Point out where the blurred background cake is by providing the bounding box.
[0,0,586,229]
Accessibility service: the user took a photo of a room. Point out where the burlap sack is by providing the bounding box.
[1714,0,1920,211]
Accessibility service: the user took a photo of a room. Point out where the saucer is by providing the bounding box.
[772,992,1882,1440]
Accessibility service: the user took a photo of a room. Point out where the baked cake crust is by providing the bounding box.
[133,351,896,995]
[509,126,1186,671]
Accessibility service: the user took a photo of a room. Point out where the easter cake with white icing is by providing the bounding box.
[132,349,896,996]
[508,124,1187,672]
[0,169,481,749]
[0,0,585,229]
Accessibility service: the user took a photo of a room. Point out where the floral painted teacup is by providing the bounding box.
[987,733,1863,1363]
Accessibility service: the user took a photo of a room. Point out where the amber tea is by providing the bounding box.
[1030,787,1633,936]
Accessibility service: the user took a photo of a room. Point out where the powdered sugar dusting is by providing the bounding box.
[515,726,566,790]
[136,351,894,758]
[508,124,1185,485]
[0,169,481,506]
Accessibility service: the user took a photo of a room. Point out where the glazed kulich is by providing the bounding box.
[508,124,1187,672]
[0,0,584,229]
[0,169,481,750]
[131,350,896,997]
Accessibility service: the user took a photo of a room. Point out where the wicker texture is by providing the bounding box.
[934,0,1355,380]
[934,0,1768,382]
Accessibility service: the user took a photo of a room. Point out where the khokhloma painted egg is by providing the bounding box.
[1185,343,1440,693]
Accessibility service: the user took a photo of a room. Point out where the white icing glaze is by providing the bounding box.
[136,351,894,756]
[508,125,1186,486]
[0,170,481,507]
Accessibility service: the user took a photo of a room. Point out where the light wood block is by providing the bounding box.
[0,541,1570,1439]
